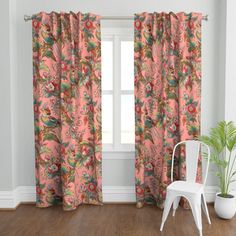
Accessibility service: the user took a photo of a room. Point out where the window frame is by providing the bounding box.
[101,27,135,153]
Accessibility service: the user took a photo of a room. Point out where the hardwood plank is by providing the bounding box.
[0,204,235,236]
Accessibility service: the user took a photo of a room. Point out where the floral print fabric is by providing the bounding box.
[134,12,202,207]
[32,12,102,210]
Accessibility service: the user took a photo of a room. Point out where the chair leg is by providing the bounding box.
[190,196,202,236]
[172,196,181,216]
[160,191,176,231]
[201,193,211,224]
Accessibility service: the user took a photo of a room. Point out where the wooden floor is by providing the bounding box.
[0,204,235,236]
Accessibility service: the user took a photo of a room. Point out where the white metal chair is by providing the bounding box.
[160,140,211,236]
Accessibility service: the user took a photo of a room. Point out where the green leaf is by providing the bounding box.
[200,120,236,194]
[39,146,51,154]
[65,189,73,196]
[68,157,76,167]
[61,83,70,92]
[227,121,236,150]
[230,170,236,178]
[35,126,40,135]
[75,152,82,160]
[144,132,154,143]
[217,159,228,168]
[44,37,54,46]
[87,42,96,52]
[188,42,196,52]
[39,63,50,73]
[43,133,60,143]
[43,50,56,61]
[33,42,40,52]
[215,172,222,178]
[69,175,75,182]
[167,93,177,100]
[134,42,143,52]
[62,142,69,148]
[39,183,46,189]
[61,166,68,174]
[145,50,152,58]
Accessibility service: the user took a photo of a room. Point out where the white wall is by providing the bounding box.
[1,0,226,192]
[225,0,236,124]
[225,0,236,190]
[0,0,13,190]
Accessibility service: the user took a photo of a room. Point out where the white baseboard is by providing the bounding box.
[204,186,218,203]
[0,189,17,209]
[0,186,36,209]
[103,186,219,203]
[16,186,36,203]
[0,185,218,209]
[103,186,136,202]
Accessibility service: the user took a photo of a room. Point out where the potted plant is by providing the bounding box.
[201,121,236,219]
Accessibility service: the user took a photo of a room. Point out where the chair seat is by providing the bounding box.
[167,181,203,194]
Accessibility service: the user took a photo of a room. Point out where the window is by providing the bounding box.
[121,41,134,144]
[101,40,113,144]
[101,28,134,152]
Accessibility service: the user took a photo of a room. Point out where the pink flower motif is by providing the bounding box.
[135,19,142,30]
[84,156,93,168]
[182,66,188,74]
[145,82,153,93]
[187,104,196,114]
[87,183,96,192]
[88,104,94,113]
[135,105,142,114]
[61,62,68,71]
[36,186,42,195]
[82,64,89,75]
[168,123,177,133]
[84,20,94,29]
[48,164,59,174]
[34,104,39,115]
[136,186,144,196]
[45,81,59,93]
[32,19,41,30]
[145,163,154,171]
[80,185,87,192]
[46,82,55,92]
[82,146,90,156]
[61,146,66,156]
[48,187,56,195]
[188,21,194,30]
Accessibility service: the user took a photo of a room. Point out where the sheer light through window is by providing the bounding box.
[101,29,134,152]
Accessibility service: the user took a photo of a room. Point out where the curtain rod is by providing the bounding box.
[24,14,208,22]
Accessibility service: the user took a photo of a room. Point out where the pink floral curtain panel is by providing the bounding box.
[32,12,102,210]
[134,12,202,207]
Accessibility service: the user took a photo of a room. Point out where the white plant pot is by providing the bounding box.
[214,193,236,219]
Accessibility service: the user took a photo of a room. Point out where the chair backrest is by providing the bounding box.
[170,140,210,186]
